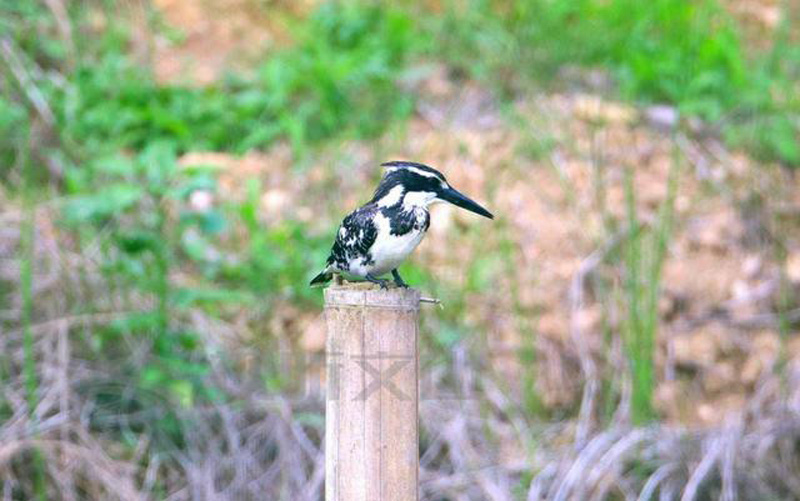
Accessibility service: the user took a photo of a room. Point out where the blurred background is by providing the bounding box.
[2,0,800,499]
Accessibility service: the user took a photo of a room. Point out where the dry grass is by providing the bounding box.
[0,208,327,500]
[3,202,800,500]
[526,381,800,501]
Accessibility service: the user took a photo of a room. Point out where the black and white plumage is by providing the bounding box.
[310,161,493,288]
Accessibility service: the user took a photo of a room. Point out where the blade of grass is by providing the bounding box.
[622,148,679,425]
[623,167,649,424]
[21,129,48,501]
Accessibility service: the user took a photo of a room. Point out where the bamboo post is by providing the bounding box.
[325,282,420,501]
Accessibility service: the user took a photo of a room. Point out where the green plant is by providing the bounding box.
[730,1,800,166]
[493,216,544,417]
[0,95,27,178]
[610,0,746,120]
[19,140,37,420]
[426,0,799,166]
[59,140,332,414]
[1,0,426,195]
[620,156,678,424]
[17,126,48,501]
[62,144,211,410]
[250,2,420,152]
[45,2,420,159]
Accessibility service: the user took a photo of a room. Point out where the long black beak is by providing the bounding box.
[440,187,494,219]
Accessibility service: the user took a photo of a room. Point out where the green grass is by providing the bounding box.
[620,152,679,424]
[21,3,418,164]
[1,2,424,197]
[19,139,37,416]
[18,127,48,501]
[4,0,797,177]
[426,0,799,166]
[58,143,330,411]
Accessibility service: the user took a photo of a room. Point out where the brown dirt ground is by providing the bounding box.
[147,0,312,84]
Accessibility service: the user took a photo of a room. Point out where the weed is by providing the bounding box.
[621,150,679,424]
[426,0,799,166]
[16,122,48,501]
[29,3,419,161]
[19,140,37,415]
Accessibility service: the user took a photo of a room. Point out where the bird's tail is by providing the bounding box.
[309,269,333,287]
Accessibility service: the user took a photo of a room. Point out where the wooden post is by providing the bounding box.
[325,283,420,501]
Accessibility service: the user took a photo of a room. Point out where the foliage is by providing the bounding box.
[250,2,419,151]
[1,1,421,184]
[56,3,417,158]
[427,0,800,166]
[61,144,210,410]
[3,0,798,169]
[620,157,678,424]
[59,143,328,412]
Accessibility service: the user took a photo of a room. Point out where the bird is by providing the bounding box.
[310,161,494,288]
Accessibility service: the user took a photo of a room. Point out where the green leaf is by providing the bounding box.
[199,210,227,235]
[168,380,194,408]
[173,287,253,308]
[140,365,167,388]
[62,184,144,223]
[116,230,160,255]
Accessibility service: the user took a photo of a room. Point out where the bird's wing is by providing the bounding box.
[327,204,379,271]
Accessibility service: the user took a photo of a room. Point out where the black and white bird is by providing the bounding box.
[310,161,493,288]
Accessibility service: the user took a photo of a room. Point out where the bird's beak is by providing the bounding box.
[439,187,494,219]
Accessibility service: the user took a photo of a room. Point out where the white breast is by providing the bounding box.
[366,210,427,276]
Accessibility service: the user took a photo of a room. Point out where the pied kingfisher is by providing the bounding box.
[310,161,494,288]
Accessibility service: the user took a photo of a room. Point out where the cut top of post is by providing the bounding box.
[324,283,421,311]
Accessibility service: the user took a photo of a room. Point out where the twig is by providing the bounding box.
[43,0,75,66]
[0,37,56,126]
[569,230,627,444]
[420,296,441,305]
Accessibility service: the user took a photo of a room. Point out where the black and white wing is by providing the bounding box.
[326,204,378,273]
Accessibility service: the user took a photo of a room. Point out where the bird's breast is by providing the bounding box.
[368,209,428,274]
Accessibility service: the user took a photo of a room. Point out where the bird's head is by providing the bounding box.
[371,161,494,219]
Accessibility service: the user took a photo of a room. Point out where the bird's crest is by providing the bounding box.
[381,161,447,182]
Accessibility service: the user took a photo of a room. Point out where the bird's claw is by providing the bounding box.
[366,274,391,289]
[391,269,408,288]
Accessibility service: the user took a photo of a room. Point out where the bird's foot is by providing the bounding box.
[366,274,391,289]
[391,269,409,288]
